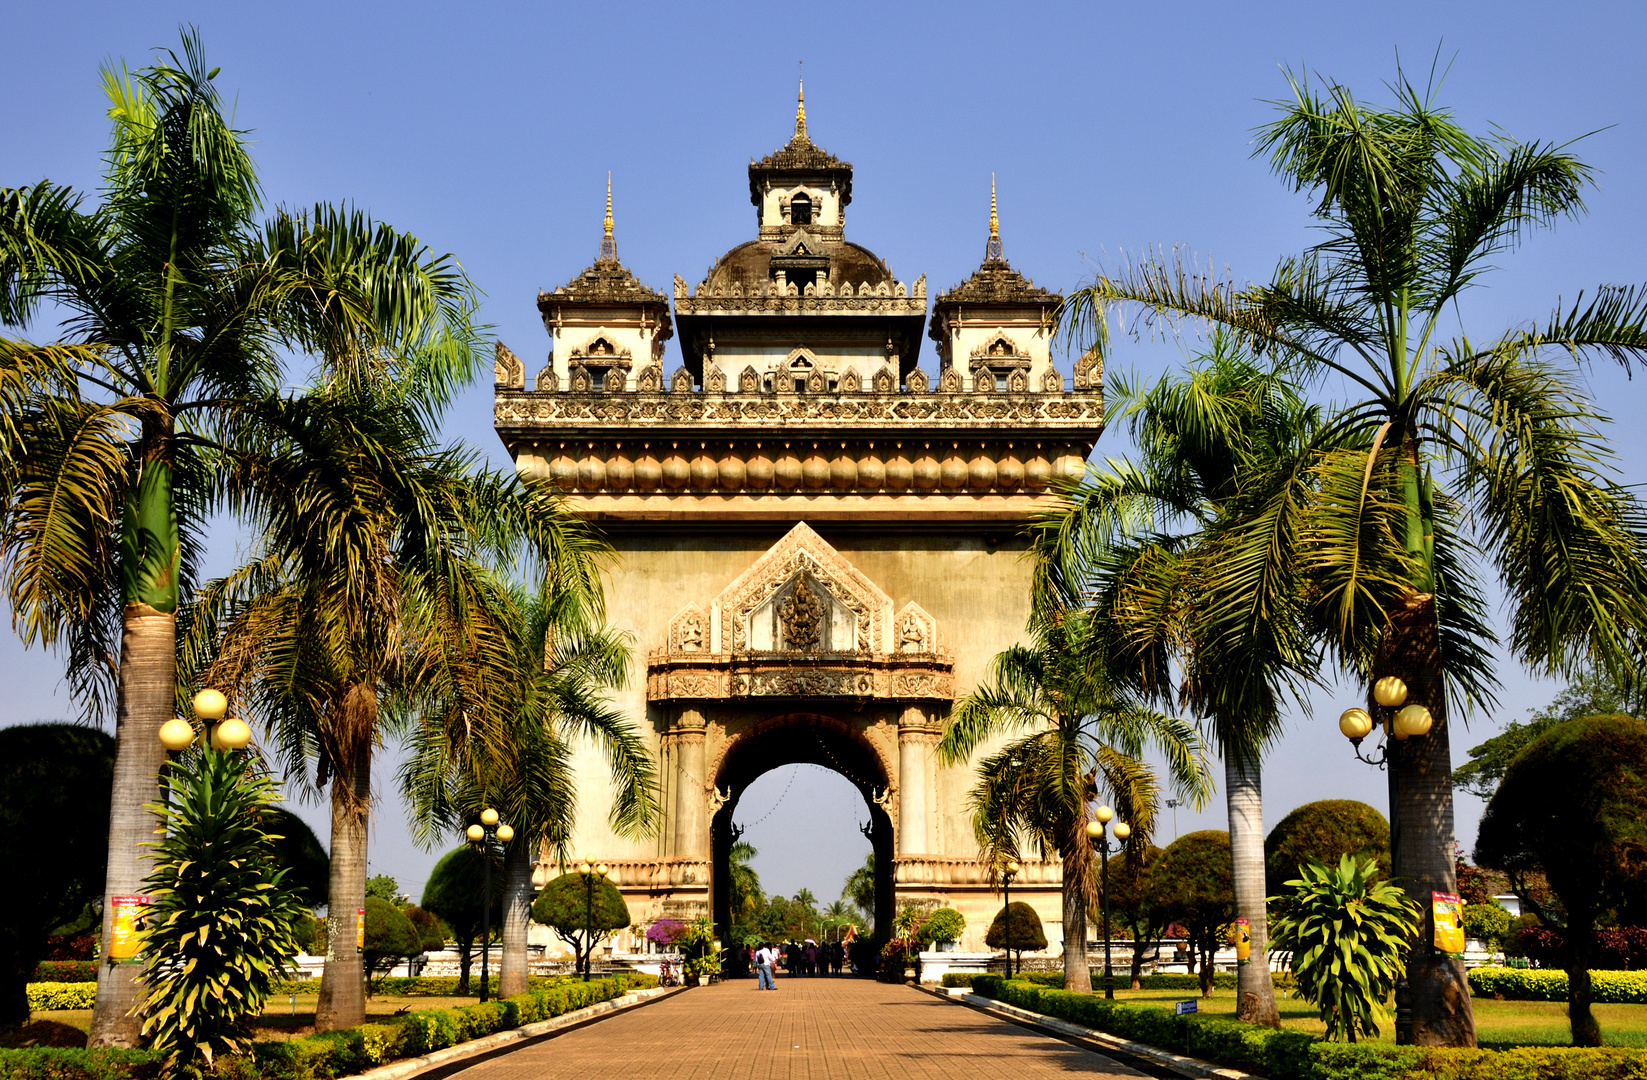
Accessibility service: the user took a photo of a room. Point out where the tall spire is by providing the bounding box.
[599,172,618,263]
[985,174,1004,263]
[794,75,807,141]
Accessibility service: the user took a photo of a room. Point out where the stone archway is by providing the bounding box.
[709,715,895,941]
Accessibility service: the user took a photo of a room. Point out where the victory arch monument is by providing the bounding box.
[492,92,1104,954]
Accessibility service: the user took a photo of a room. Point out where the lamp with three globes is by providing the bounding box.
[467,808,514,1002]
[576,856,609,981]
[1086,806,1132,999]
[158,688,252,753]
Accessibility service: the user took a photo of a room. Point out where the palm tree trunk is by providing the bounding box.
[315,696,373,1032]
[1060,818,1093,993]
[1383,590,1476,1047]
[88,603,175,1047]
[1226,753,1280,1026]
[499,843,532,997]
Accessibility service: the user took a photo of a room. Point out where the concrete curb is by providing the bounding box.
[346,985,684,1080]
[929,987,1262,1080]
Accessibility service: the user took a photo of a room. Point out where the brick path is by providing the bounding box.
[450,976,1144,1080]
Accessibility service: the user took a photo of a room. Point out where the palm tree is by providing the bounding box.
[0,36,294,1045]
[1054,65,1647,1044]
[937,610,1213,993]
[841,852,875,920]
[400,580,660,998]
[727,841,765,925]
[1033,341,1318,1024]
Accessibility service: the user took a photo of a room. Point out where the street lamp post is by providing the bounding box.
[466,808,515,1003]
[1087,807,1132,999]
[1339,675,1433,1043]
[1001,860,1020,978]
[575,856,608,981]
[159,688,253,754]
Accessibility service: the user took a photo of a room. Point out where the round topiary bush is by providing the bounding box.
[1264,799,1390,894]
[985,902,1046,958]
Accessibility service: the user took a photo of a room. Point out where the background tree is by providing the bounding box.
[1054,64,1647,1046]
[0,724,113,1028]
[1455,665,1645,798]
[1153,830,1234,997]
[728,841,765,925]
[420,847,500,994]
[1034,342,1316,1023]
[1106,844,1168,990]
[531,872,629,979]
[1269,855,1421,1043]
[365,876,407,905]
[939,609,1211,993]
[137,748,306,1075]
[1265,800,1390,895]
[360,896,421,991]
[399,580,657,998]
[402,906,448,954]
[842,853,875,920]
[985,902,1047,970]
[266,808,328,909]
[1476,714,1647,1046]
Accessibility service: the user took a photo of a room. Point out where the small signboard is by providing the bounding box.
[356,907,365,953]
[108,895,150,963]
[1432,892,1465,958]
[1234,917,1251,966]
[1175,1000,1197,1015]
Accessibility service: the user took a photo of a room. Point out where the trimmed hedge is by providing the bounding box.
[0,1048,163,1080]
[5,974,658,1080]
[1468,966,1647,1003]
[269,975,567,997]
[26,982,98,1010]
[31,962,99,984]
[968,976,1647,1080]
[939,970,1240,990]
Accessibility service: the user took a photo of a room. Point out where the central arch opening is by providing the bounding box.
[711,715,894,951]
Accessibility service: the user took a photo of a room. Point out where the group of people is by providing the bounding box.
[747,939,847,989]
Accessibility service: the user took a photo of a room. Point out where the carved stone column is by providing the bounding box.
[897,706,938,855]
[673,708,708,858]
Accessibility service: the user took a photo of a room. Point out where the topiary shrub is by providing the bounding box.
[985,903,1046,970]
[530,873,630,979]
[1264,800,1389,896]
[361,897,422,989]
[1461,902,1512,948]
[402,906,449,953]
[921,907,966,946]
[1153,830,1234,997]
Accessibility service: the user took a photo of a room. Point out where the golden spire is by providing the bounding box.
[599,172,617,262]
[795,76,807,140]
[985,174,1004,262]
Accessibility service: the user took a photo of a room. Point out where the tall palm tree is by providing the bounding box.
[1034,341,1318,1023]
[937,610,1213,993]
[1054,65,1647,1044]
[842,852,875,919]
[0,36,294,1045]
[399,581,659,998]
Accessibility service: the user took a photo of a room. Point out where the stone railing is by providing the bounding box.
[893,856,1062,888]
[595,858,711,890]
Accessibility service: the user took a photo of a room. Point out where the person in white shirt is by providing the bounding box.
[754,943,777,990]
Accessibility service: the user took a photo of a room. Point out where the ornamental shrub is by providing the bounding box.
[1153,830,1235,997]
[31,961,99,983]
[1461,902,1513,947]
[361,896,422,988]
[26,982,98,1010]
[1268,855,1421,1042]
[1264,800,1390,896]
[921,907,966,945]
[1467,965,1647,1003]
[530,873,630,979]
[984,902,1046,960]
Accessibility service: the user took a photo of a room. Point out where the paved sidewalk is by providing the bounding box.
[449,976,1145,1080]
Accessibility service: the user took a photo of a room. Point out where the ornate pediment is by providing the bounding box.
[646,522,953,703]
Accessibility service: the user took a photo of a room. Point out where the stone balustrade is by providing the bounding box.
[892,856,1062,888]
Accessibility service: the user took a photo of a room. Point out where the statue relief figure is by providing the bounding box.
[898,613,926,654]
[679,614,704,652]
[778,579,824,652]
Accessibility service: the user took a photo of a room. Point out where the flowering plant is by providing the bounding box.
[646,919,686,946]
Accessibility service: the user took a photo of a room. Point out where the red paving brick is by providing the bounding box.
[451,976,1144,1080]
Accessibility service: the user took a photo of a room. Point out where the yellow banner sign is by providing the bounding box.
[356,907,365,952]
[1432,892,1465,958]
[108,895,150,963]
[1234,917,1251,965]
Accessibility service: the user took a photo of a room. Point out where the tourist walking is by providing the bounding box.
[754,943,777,991]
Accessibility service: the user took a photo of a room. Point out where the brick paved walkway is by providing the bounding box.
[450,977,1144,1080]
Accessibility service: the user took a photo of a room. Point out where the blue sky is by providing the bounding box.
[4,0,1646,907]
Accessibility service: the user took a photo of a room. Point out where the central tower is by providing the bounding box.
[494,89,1104,957]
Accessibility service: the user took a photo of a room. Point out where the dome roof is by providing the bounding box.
[704,238,894,293]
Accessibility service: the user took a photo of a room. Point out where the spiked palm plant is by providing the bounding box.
[399,580,659,998]
[1033,339,1318,1023]
[937,609,1212,993]
[1054,65,1647,1044]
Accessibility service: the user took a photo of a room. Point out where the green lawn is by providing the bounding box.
[1109,987,1647,1048]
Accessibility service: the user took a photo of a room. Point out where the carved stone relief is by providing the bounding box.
[495,341,524,388]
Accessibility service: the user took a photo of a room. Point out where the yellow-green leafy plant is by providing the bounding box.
[137,748,306,1075]
[1268,854,1419,1042]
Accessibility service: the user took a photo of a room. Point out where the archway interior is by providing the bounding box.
[711,717,894,946]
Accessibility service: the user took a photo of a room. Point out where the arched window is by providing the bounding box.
[790,192,813,225]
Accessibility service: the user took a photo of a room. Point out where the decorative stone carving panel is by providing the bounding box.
[495,341,524,388]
